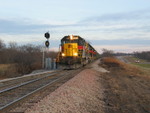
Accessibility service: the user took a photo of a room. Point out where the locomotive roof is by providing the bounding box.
[61,35,85,41]
[61,35,95,50]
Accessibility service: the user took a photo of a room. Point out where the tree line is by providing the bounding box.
[0,39,58,78]
[101,49,150,62]
[134,51,150,61]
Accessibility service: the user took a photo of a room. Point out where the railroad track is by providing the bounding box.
[0,70,57,90]
[0,69,83,113]
[0,70,63,112]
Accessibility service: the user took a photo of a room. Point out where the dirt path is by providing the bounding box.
[101,67,150,113]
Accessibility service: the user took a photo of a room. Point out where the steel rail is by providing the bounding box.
[0,74,66,112]
[0,70,61,90]
[0,70,56,83]
[0,72,58,94]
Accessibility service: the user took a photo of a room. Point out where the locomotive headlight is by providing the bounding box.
[73,53,78,56]
[62,53,65,56]
[70,35,73,40]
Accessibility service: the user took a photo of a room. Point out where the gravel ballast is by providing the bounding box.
[25,60,106,113]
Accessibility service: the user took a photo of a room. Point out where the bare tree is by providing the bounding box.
[8,42,18,49]
[0,39,6,49]
[0,39,6,63]
[101,48,114,57]
[0,41,58,77]
[13,44,42,74]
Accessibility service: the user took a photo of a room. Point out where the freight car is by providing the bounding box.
[57,35,99,69]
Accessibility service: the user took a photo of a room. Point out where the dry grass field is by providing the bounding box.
[0,64,18,79]
[100,57,150,113]
[101,57,150,77]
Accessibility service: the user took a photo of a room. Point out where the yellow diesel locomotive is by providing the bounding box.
[57,35,99,68]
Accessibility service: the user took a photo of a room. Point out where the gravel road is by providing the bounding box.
[25,60,107,113]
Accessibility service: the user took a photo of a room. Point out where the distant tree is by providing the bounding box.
[14,44,42,74]
[0,39,6,49]
[0,41,58,76]
[134,51,150,61]
[46,51,58,59]
[0,39,6,63]
[6,42,18,63]
[101,48,114,57]
[8,42,18,49]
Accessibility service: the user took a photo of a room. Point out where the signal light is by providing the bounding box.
[44,32,50,39]
[73,53,78,56]
[45,40,49,47]
[62,53,65,56]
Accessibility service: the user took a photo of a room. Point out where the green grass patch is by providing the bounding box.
[132,63,150,68]
[126,56,146,63]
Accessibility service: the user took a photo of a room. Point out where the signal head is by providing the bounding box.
[44,32,50,39]
[45,40,50,47]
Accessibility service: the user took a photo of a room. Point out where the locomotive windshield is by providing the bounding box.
[61,39,78,45]
[61,35,85,46]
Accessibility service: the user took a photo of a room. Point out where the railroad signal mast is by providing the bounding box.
[44,32,50,48]
[43,32,50,69]
[44,32,55,69]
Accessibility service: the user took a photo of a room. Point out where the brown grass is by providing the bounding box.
[0,64,19,79]
[0,62,42,79]
[101,57,125,69]
[101,57,150,113]
[0,64,10,70]
[0,64,10,77]
[100,57,150,78]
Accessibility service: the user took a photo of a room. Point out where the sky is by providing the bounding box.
[0,0,150,53]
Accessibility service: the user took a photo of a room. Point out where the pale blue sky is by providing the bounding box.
[0,0,150,53]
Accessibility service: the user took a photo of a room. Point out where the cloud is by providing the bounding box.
[50,9,150,40]
[0,18,80,35]
[94,45,150,53]
[0,33,61,46]
[1,9,150,36]
[0,18,52,34]
[89,39,150,45]
[0,8,150,53]
[80,9,150,23]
